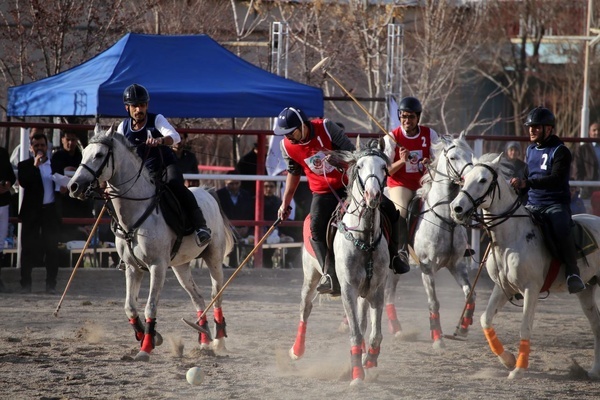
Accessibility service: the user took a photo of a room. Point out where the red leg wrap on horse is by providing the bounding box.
[214,307,227,339]
[364,346,380,369]
[386,304,401,334]
[429,312,442,341]
[140,318,156,353]
[292,321,307,358]
[197,310,211,345]
[129,317,145,342]
[461,301,475,330]
[351,345,364,380]
[483,327,504,356]
[516,339,530,369]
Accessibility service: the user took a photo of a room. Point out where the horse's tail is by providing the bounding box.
[207,188,235,255]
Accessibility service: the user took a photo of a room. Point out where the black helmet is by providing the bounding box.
[399,96,422,114]
[273,107,308,136]
[524,106,555,127]
[123,84,150,105]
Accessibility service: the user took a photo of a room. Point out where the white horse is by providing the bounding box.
[289,139,390,385]
[384,134,476,349]
[69,126,235,361]
[450,153,600,379]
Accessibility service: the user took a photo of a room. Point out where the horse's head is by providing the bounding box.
[450,153,504,224]
[351,138,390,209]
[436,133,474,183]
[68,124,116,199]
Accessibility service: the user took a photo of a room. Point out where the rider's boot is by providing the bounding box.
[390,216,411,274]
[191,207,211,247]
[311,239,340,296]
[560,233,585,294]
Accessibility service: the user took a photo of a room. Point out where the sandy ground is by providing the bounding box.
[0,262,599,400]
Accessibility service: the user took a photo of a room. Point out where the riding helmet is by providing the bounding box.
[399,96,423,114]
[524,107,555,127]
[123,84,150,105]
[273,107,308,136]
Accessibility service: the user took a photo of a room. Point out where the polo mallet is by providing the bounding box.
[54,204,108,317]
[444,241,492,341]
[312,57,420,240]
[182,214,286,334]
[311,57,398,146]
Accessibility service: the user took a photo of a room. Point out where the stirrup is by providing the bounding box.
[566,274,585,294]
[195,227,212,247]
[391,250,411,274]
[316,274,340,296]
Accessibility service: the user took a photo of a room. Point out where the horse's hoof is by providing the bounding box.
[155,332,163,347]
[508,367,525,380]
[338,320,349,333]
[288,347,301,361]
[457,328,469,338]
[588,370,600,380]
[134,351,150,362]
[432,339,446,350]
[200,343,212,351]
[498,351,516,370]
[212,338,227,354]
[350,378,364,387]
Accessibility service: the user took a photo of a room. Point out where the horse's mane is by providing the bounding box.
[476,152,513,181]
[417,134,472,197]
[325,139,390,190]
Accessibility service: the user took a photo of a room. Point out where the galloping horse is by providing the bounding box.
[69,126,234,361]
[384,134,476,348]
[450,153,600,379]
[289,139,391,385]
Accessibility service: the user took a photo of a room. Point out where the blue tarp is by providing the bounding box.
[7,33,323,119]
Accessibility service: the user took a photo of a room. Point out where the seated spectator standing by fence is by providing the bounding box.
[572,122,600,203]
[236,142,260,197]
[216,171,255,268]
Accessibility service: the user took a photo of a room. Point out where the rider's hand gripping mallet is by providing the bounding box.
[182,213,287,334]
[54,204,108,317]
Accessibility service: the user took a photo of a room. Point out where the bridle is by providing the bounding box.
[352,148,389,209]
[78,142,115,198]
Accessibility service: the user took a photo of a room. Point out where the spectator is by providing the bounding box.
[18,132,61,294]
[505,141,527,179]
[262,180,285,268]
[173,133,200,187]
[10,127,53,169]
[0,146,16,292]
[571,121,600,199]
[216,172,255,268]
[51,130,93,244]
[236,142,260,197]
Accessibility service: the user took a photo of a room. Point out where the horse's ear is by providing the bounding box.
[106,122,116,136]
[458,130,466,140]
[356,135,361,150]
[94,124,102,135]
[494,153,504,164]
[378,136,386,152]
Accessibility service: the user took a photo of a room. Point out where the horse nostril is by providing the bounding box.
[454,206,463,214]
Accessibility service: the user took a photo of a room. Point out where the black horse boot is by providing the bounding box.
[311,239,340,296]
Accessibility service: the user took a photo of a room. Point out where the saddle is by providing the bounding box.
[528,211,598,292]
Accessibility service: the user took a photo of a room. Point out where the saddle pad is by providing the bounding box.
[573,221,598,258]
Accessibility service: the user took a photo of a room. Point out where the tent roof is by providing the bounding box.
[7,33,323,119]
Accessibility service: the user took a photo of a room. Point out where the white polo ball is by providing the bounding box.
[186,366,204,386]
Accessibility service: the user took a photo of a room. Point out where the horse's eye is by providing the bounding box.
[479,178,487,184]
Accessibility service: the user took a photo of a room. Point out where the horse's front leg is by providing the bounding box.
[384,272,402,336]
[363,289,384,376]
[134,264,167,361]
[449,263,476,338]
[421,270,444,349]
[481,284,514,372]
[507,287,539,379]
[340,284,365,385]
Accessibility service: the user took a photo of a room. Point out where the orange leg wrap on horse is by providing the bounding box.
[461,301,475,330]
[197,310,211,345]
[214,307,227,339]
[292,321,307,358]
[516,339,530,369]
[483,327,504,356]
[386,303,401,334]
[214,307,224,323]
[351,345,364,381]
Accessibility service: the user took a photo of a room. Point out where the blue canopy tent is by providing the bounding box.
[7,33,323,118]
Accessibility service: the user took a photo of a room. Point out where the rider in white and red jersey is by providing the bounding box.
[275,107,409,296]
[384,96,439,267]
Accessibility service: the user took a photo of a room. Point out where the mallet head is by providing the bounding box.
[310,57,330,74]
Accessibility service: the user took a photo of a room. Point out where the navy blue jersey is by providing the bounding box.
[122,113,176,172]
[525,135,571,206]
